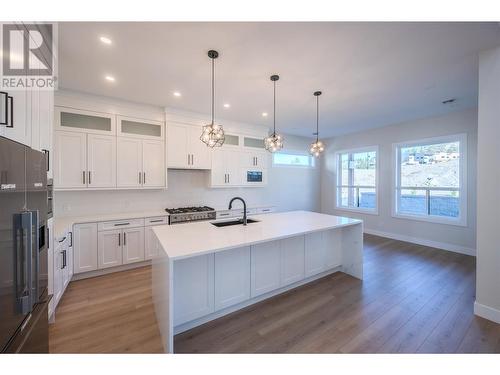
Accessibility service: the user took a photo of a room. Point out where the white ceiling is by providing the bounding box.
[58,22,500,138]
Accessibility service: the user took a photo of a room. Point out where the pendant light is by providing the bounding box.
[200,50,225,147]
[310,91,325,157]
[264,75,284,153]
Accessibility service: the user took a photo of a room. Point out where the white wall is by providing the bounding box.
[474,46,500,324]
[54,91,320,217]
[320,108,477,255]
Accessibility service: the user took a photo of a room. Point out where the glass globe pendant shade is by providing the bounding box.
[309,139,325,157]
[201,122,225,148]
[264,132,284,153]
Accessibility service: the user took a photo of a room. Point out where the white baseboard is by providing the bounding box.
[363,228,476,256]
[474,301,500,324]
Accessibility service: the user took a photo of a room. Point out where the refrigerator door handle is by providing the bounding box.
[42,149,50,172]
[14,212,33,314]
[29,210,39,306]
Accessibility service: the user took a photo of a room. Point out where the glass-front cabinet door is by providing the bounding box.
[243,136,265,149]
[117,116,164,140]
[55,107,116,135]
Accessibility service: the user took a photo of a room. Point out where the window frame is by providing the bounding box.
[392,133,468,226]
[335,145,379,215]
[272,149,316,169]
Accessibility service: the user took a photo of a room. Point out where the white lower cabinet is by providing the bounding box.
[250,240,282,297]
[305,232,326,277]
[174,254,215,326]
[122,227,145,264]
[214,246,251,310]
[52,241,64,305]
[145,226,160,260]
[305,230,341,277]
[73,223,98,274]
[98,229,123,269]
[52,233,72,316]
[324,230,342,269]
[280,236,305,286]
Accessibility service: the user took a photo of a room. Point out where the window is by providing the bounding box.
[336,147,378,213]
[393,134,467,226]
[272,151,315,168]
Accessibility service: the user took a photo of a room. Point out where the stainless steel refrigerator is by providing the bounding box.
[0,136,49,353]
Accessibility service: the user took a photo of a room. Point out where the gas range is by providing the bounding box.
[165,206,216,225]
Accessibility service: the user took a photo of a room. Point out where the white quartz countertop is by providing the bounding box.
[153,210,362,260]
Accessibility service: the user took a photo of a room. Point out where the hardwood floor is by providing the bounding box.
[49,234,500,353]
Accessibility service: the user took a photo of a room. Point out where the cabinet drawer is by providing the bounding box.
[98,218,145,231]
[145,216,168,226]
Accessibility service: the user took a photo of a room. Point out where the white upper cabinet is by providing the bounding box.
[240,150,268,168]
[1,87,31,147]
[39,90,54,179]
[142,140,165,188]
[54,131,116,190]
[210,149,241,187]
[117,137,165,189]
[117,116,164,140]
[87,134,116,188]
[167,122,212,170]
[53,103,166,190]
[54,131,87,189]
[166,123,188,168]
[55,107,116,135]
[117,137,143,188]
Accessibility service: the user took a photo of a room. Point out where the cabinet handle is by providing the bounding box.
[61,250,66,269]
[143,172,146,184]
[69,231,73,247]
[228,174,230,184]
[123,232,127,246]
[118,233,121,246]
[191,154,194,166]
[88,171,91,185]
[83,171,86,184]
[114,222,130,226]
[149,219,163,223]
[139,172,142,184]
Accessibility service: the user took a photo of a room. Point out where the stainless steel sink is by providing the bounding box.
[211,219,259,227]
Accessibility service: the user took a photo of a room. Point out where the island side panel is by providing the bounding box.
[152,240,174,353]
[340,223,364,279]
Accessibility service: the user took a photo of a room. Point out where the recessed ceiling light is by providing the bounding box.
[105,75,115,82]
[173,91,182,97]
[262,112,268,117]
[99,36,112,45]
[223,103,230,108]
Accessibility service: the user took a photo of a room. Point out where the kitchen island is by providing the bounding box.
[152,210,363,353]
